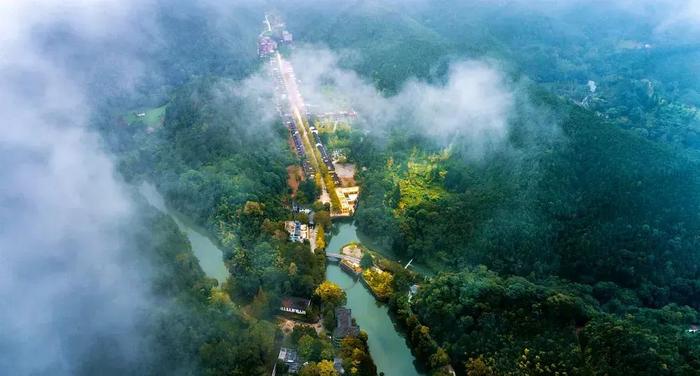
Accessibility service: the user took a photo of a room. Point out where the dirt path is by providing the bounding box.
[287,165,301,197]
[278,318,324,336]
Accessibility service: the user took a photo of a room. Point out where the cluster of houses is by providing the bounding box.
[283,114,316,179]
[275,347,301,374]
[309,123,339,184]
[262,15,315,181]
[258,36,277,57]
[259,15,293,58]
[275,303,359,375]
[263,18,359,212]
[271,61,315,180]
[284,220,310,243]
[315,110,357,120]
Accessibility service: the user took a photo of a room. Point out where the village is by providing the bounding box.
[256,13,430,376]
[260,13,377,376]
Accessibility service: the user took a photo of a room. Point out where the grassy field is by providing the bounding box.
[315,118,351,134]
[314,118,352,159]
[125,105,167,129]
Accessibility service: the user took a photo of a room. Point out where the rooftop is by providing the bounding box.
[281,297,311,311]
[277,347,301,373]
[333,307,360,340]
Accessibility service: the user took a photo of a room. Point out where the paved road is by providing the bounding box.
[274,51,328,195]
[308,226,317,253]
[264,14,272,32]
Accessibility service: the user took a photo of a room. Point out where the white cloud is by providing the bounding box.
[654,0,700,33]
[289,46,515,158]
[0,1,157,374]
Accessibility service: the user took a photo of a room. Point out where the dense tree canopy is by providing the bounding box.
[127,202,278,376]
[90,1,700,374]
[413,268,700,375]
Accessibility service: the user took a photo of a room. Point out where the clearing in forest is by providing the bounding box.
[394,150,450,213]
[125,104,167,131]
[287,165,302,196]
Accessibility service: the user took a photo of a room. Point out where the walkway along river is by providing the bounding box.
[139,182,229,284]
[326,221,424,376]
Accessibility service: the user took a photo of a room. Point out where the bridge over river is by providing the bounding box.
[325,222,425,376]
[325,252,360,264]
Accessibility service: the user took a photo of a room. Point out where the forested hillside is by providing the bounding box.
[267,2,700,374]
[108,199,277,375]
[279,1,700,151]
[411,268,700,375]
[88,1,700,375]
[260,0,700,306]
[352,91,700,308]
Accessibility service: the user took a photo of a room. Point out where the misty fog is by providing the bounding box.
[0,1,157,374]
[2,0,700,375]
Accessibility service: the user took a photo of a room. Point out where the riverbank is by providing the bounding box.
[355,228,435,277]
[139,182,229,284]
[356,242,453,375]
[326,222,425,376]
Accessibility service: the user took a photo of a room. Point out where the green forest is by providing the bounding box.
[114,199,278,375]
[77,0,700,375]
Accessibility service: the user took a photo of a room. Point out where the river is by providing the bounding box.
[139,182,229,284]
[356,230,434,277]
[140,182,422,374]
[326,222,424,376]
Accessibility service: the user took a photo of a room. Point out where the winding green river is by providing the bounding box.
[326,222,424,376]
[140,182,422,374]
[139,182,229,284]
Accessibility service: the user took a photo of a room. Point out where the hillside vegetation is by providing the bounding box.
[92,1,700,374]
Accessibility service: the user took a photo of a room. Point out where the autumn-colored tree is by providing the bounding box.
[298,360,339,376]
[429,347,450,368]
[209,288,232,307]
[316,226,326,251]
[299,362,320,376]
[317,360,338,376]
[242,200,264,215]
[465,355,496,376]
[314,281,346,308]
[339,335,377,376]
[361,269,393,300]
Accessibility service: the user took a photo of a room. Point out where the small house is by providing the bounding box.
[332,307,360,345]
[280,297,311,315]
[277,347,301,374]
[285,221,308,243]
[408,284,420,303]
[333,357,344,374]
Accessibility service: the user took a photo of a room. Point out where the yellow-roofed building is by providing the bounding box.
[335,186,360,215]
